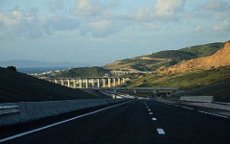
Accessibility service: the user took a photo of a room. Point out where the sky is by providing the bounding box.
[0,0,230,66]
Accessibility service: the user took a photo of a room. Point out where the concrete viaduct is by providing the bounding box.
[47,77,130,89]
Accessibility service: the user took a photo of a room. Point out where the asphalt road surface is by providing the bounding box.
[2,100,230,144]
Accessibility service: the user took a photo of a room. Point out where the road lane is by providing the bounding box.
[146,100,230,144]
[4,100,157,144]
[2,99,230,144]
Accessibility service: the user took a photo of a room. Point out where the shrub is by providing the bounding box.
[6,66,17,72]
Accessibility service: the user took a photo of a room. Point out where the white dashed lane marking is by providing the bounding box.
[145,101,166,136]
[152,118,157,121]
[156,128,166,135]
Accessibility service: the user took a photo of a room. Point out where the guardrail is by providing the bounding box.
[0,105,19,115]
[0,99,128,127]
[180,96,214,103]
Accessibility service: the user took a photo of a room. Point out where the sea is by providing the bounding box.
[17,67,70,74]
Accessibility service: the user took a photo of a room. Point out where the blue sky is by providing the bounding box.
[0,0,230,66]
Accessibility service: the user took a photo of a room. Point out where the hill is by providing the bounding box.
[179,42,224,58]
[105,57,168,71]
[160,42,230,75]
[45,66,111,78]
[0,67,104,103]
[126,42,230,101]
[128,66,230,88]
[105,42,224,71]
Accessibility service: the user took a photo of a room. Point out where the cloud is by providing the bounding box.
[204,0,230,11]
[0,0,123,39]
[213,20,230,31]
[3,0,229,40]
[73,0,126,38]
[0,8,80,38]
[0,9,22,27]
[43,16,80,34]
[194,25,203,32]
[74,0,101,16]
[47,0,65,12]
[78,17,126,38]
[154,0,185,17]
[133,0,186,22]
[134,7,154,22]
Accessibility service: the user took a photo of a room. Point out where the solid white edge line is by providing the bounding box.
[158,100,229,119]
[156,128,165,135]
[198,110,229,119]
[0,100,133,143]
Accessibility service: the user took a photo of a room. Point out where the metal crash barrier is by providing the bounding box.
[0,104,19,115]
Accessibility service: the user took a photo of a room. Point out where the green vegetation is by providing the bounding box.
[50,66,111,78]
[149,50,196,60]
[128,65,230,99]
[180,42,224,57]
[173,80,230,102]
[105,42,225,72]
[121,58,161,71]
[128,66,230,89]
[6,66,17,72]
[0,67,106,103]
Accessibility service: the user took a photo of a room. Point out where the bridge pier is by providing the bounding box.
[67,79,70,87]
[102,79,106,88]
[85,79,88,88]
[61,79,64,86]
[97,79,100,88]
[79,79,83,88]
[47,77,129,89]
[117,78,121,85]
[113,78,116,87]
[108,78,111,88]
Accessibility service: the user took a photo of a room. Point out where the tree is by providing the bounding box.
[7,66,17,72]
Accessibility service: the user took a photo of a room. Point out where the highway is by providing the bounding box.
[1,100,230,144]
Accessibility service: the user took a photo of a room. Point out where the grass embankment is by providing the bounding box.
[128,66,230,89]
[0,67,107,103]
[174,80,230,102]
[128,66,230,101]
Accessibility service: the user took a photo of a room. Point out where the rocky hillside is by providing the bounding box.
[160,42,230,75]
[105,42,224,71]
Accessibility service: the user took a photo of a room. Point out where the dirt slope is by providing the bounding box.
[161,42,230,75]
